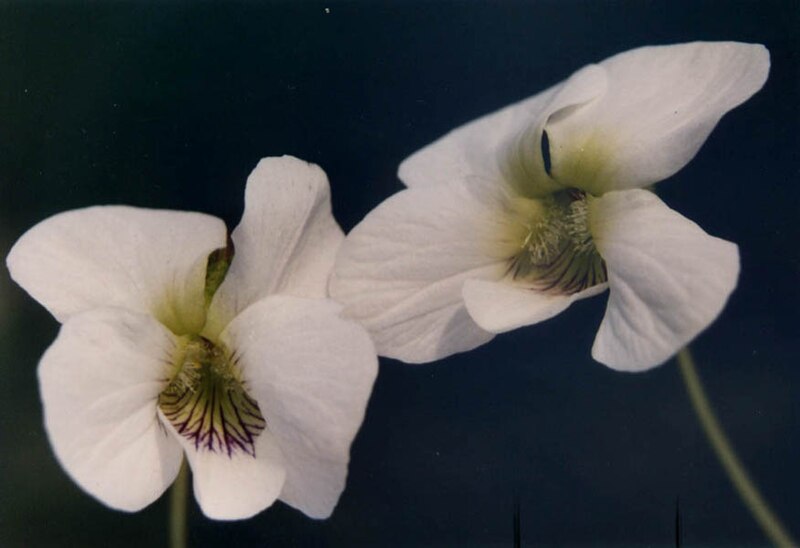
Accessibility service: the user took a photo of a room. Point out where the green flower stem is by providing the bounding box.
[676,347,796,546]
[169,460,189,548]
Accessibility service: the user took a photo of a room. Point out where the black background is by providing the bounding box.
[1,1,798,546]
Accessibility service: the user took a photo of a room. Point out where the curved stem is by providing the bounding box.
[169,460,189,548]
[676,347,795,546]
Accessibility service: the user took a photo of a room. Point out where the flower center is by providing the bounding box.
[506,189,606,294]
[158,336,266,457]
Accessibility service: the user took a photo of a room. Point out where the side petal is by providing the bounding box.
[38,307,183,512]
[204,156,344,338]
[7,206,226,335]
[546,42,770,194]
[330,179,513,363]
[589,190,739,371]
[160,412,287,521]
[463,279,607,333]
[221,295,378,519]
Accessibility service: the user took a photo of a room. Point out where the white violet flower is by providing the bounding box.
[7,156,377,520]
[330,42,769,371]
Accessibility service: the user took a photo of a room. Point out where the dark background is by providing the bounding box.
[1,1,798,546]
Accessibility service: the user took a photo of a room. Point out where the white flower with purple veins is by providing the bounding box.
[7,156,377,520]
[331,42,769,371]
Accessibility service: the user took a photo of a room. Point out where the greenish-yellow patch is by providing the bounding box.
[150,244,235,337]
[550,131,614,196]
[151,285,207,339]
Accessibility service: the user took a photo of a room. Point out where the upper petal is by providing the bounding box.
[589,190,739,371]
[221,295,378,519]
[399,64,607,200]
[6,206,226,335]
[204,156,344,338]
[330,179,514,363]
[545,42,769,194]
[463,278,608,334]
[38,307,183,512]
[398,83,560,189]
[501,64,608,198]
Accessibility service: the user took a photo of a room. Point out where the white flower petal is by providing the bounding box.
[463,279,608,333]
[589,190,739,371]
[205,156,344,337]
[330,180,513,363]
[399,64,607,198]
[221,295,377,519]
[38,307,183,512]
[7,206,226,335]
[398,85,559,189]
[162,414,286,521]
[545,42,770,194]
[501,64,608,198]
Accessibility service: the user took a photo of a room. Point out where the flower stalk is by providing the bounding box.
[169,461,189,548]
[676,347,795,546]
